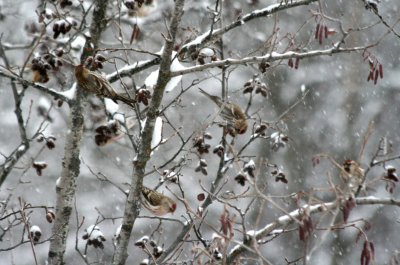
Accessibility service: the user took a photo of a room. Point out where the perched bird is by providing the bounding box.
[340,159,365,193]
[141,186,177,216]
[74,64,135,106]
[199,88,248,136]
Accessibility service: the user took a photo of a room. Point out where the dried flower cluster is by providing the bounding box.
[193,132,212,155]
[82,225,106,249]
[94,120,121,146]
[242,77,269,97]
[52,18,77,39]
[195,159,208,176]
[29,225,42,244]
[135,236,165,260]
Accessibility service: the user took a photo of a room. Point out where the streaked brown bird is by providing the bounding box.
[199,88,248,136]
[340,159,364,192]
[74,64,135,106]
[141,186,177,216]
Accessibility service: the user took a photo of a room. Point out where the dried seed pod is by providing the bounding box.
[95,54,106,62]
[197,193,205,201]
[374,68,379,84]
[130,24,141,44]
[149,240,157,247]
[153,246,163,258]
[134,236,149,248]
[385,166,399,182]
[82,225,106,249]
[288,58,293,68]
[295,58,300,69]
[254,124,267,134]
[199,159,207,167]
[204,132,212,139]
[197,56,205,65]
[315,23,320,39]
[46,138,56,149]
[234,173,246,186]
[244,160,256,178]
[367,71,373,81]
[46,210,56,223]
[258,61,270,73]
[213,144,224,157]
[33,161,48,176]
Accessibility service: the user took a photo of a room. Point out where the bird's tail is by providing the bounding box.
[115,94,136,107]
[198,88,222,106]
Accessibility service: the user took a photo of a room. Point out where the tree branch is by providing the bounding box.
[180,0,318,55]
[226,196,400,263]
[171,46,372,77]
[47,0,110,264]
[112,1,186,264]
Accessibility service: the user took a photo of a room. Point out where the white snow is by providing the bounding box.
[33,161,47,166]
[89,229,104,241]
[71,35,86,54]
[212,232,222,239]
[17,145,26,152]
[57,83,77,100]
[244,160,255,169]
[107,60,155,80]
[113,113,125,123]
[247,230,256,236]
[144,69,159,87]
[86,225,100,233]
[301,84,306,93]
[166,53,185,92]
[144,52,185,92]
[114,225,122,238]
[199,47,215,57]
[105,98,119,115]
[140,259,149,265]
[164,170,177,179]
[136,235,150,243]
[56,177,61,188]
[30,225,41,233]
[38,97,51,110]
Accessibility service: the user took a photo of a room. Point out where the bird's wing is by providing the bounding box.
[141,187,160,206]
[89,72,117,98]
[231,104,246,120]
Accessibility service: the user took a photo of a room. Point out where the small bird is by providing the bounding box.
[199,88,248,136]
[141,186,177,216]
[74,64,136,106]
[340,159,364,192]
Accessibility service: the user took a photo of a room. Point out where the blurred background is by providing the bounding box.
[0,0,399,264]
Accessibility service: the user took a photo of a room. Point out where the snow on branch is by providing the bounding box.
[227,196,400,263]
[170,46,369,77]
[181,0,318,53]
[0,69,73,103]
[107,58,161,83]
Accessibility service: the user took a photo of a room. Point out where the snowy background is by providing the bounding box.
[1,0,400,264]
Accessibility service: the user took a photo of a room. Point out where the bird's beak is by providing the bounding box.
[170,203,177,213]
